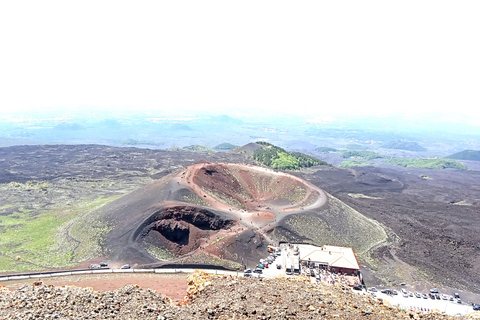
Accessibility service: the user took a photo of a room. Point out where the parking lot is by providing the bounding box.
[359,289,473,316]
[244,244,297,278]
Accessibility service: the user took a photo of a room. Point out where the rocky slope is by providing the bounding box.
[1,272,477,320]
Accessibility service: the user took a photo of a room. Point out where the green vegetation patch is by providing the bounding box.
[315,147,337,153]
[0,206,74,271]
[145,244,176,261]
[182,194,211,207]
[178,252,243,271]
[284,194,388,258]
[340,150,384,161]
[253,142,329,170]
[339,159,372,167]
[7,181,50,190]
[0,195,120,272]
[214,142,238,150]
[384,158,467,170]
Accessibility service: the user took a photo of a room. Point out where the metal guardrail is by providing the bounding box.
[0,268,242,282]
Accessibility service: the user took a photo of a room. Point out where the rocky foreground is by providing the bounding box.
[1,272,478,320]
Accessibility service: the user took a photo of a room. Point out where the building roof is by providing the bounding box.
[298,244,360,270]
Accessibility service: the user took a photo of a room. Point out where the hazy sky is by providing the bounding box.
[1,1,479,120]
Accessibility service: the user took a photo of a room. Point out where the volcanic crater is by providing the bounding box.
[104,162,327,268]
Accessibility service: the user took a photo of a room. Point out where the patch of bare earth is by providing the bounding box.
[0,273,189,302]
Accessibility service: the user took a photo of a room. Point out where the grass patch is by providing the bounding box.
[0,207,74,271]
[348,193,383,200]
[284,194,388,259]
[182,194,211,207]
[145,244,176,261]
[0,204,14,211]
[7,181,50,190]
[206,235,228,247]
[0,195,121,272]
[178,253,243,271]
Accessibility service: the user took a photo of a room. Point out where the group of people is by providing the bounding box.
[302,266,361,287]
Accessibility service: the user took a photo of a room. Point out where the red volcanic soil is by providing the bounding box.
[1,273,189,302]
[249,211,276,223]
[185,162,326,216]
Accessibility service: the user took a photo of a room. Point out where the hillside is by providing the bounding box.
[253,142,329,170]
[2,144,480,297]
[446,150,480,161]
[383,140,427,152]
[0,272,469,320]
[214,142,238,150]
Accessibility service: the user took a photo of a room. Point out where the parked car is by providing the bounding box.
[430,288,439,294]
[368,287,378,292]
[353,285,363,291]
[89,264,101,269]
[253,268,263,274]
[380,289,392,294]
[457,299,462,304]
[473,304,480,311]
[442,294,448,300]
[454,293,460,299]
[256,263,265,269]
[276,263,281,269]
[414,292,421,298]
[120,264,131,269]
[422,293,428,299]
